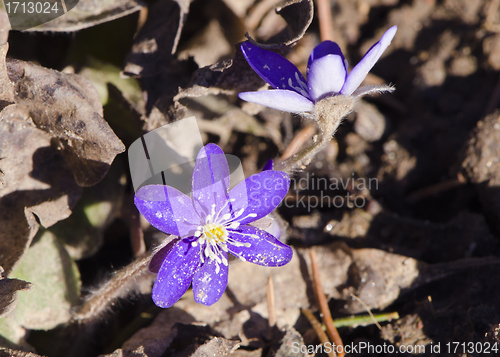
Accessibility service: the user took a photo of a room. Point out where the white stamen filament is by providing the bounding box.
[192,203,256,272]
[287,72,310,98]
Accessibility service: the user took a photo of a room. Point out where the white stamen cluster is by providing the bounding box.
[191,199,258,273]
[288,72,310,98]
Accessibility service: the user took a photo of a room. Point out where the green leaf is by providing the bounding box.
[8,231,81,330]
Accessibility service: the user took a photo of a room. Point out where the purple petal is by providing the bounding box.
[227,225,292,267]
[192,144,230,218]
[152,239,200,308]
[238,90,314,114]
[192,250,228,306]
[228,170,290,225]
[135,185,200,237]
[307,41,347,69]
[307,41,347,101]
[149,238,179,273]
[341,26,397,96]
[241,42,310,98]
[262,159,274,171]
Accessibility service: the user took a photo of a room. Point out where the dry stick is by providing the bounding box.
[302,308,337,357]
[310,248,345,357]
[267,276,277,328]
[275,125,330,172]
[316,0,335,42]
[136,7,149,33]
[280,124,316,161]
[405,173,467,202]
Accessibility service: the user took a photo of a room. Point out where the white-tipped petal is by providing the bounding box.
[341,26,397,96]
[239,89,314,113]
[308,54,347,101]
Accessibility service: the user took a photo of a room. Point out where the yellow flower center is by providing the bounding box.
[203,223,228,244]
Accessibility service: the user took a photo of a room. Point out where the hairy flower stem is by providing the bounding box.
[72,250,155,323]
[276,95,356,173]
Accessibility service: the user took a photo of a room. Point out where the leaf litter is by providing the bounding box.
[3,0,500,356]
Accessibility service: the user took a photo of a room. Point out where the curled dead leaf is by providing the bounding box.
[246,0,314,49]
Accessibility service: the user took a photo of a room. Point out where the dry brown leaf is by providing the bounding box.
[122,0,192,77]
[0,44,14,107]
[6,59,125,187]
[0,267,32,318]
[0,45,123,274]
[25,0,143,32]
[120,308,195,357]
[247,0,314,48]
[122,0,197,116]
[273,326,307,357]
[118,308,239,357]
[190,337,240,357]
[177,20,233,68]
[0,104,81,274]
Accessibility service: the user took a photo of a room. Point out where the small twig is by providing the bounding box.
[301,308,337,357]
[405,173,467,202]
[316,0,335,42]
[280,124,316,161]
[275,128,329,172]
[136,7,149,34]
[267,276,276,328]
[350,293,381,330]
[310,249,345,357]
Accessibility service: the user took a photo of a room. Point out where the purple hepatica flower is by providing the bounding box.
[238,26,397,114]
[135,144,292,308]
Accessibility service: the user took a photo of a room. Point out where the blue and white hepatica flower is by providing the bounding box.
[238,26,397,116]
[135,144,292,308]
